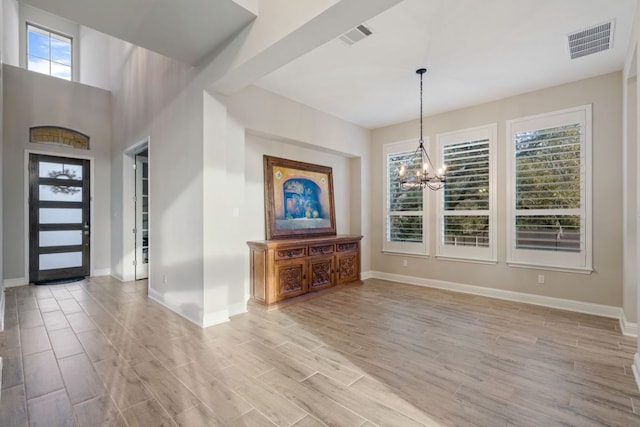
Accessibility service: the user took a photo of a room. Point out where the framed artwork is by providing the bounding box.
[264,155,336,239]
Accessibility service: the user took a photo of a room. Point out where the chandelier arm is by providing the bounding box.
[419,142,437,176]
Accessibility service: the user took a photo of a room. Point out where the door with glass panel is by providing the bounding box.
[135,155,149,279]
[29,154,90,283]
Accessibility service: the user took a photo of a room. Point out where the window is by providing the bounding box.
[436,124,497,262]
[383,140,427,255]
[506,105,592,273]
[27,23,72,80]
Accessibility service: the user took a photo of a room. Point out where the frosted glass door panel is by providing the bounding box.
[39,162,83,179]
[39,230,82,247]
[39,252,82,270]
[39,185,82,202]
[39,208,82,224]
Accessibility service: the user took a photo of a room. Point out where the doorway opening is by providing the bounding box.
[134,150,149,279]
[29,154,90,284]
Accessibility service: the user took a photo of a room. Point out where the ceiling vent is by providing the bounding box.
[339,24,373,46]
[568,20,614,59]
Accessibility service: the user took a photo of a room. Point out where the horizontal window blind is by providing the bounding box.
[514,123,583,253]
[384,145,425,251]
[444,139,489,211]
[442,139,490,248]
[388,215,423,243]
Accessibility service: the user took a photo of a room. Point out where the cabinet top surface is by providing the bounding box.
[247,234,362,248]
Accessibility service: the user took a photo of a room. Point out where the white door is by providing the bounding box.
[135,155,149,279]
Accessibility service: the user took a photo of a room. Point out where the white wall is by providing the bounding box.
[2,64,112,283]
[371,72,623,308]
[108,0,380,326]
[0,0,5,331]
[1,1,125,92]
[2,0,19,66]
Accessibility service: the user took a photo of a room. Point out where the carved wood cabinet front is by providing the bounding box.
[247,235,362,306]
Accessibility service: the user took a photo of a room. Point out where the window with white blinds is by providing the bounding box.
[436,124,497,262]
[383,141,427,255]
[506,105,592,272]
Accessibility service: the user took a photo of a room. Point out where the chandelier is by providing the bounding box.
[398,68,446,191]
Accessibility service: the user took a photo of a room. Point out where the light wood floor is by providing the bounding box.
[1,276,640,426]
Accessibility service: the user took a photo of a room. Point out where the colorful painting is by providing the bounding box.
[264,156,336,239]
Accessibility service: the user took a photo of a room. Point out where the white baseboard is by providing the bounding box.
[91,268,111,277]
[360,270,373,280]
[0,290,4,332]
[147,287,203,328]
[202,310,230,328]
[620,312,638,337]
[110,273,124,282]
[368,271,636,337]
[633,353,640,392]
[4,278,26,288]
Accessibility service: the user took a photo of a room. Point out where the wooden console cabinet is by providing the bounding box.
[247,235,362,306]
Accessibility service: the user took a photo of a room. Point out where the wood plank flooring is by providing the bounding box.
[1,276,640,426]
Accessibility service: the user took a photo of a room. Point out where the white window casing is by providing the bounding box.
[19,3,79,81]
[382,140,428,255]
[506,105,592,273]
[436,124,497,263]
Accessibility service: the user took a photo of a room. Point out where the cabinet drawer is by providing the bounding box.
[309,244,334,256]
[275,246,307,260]
[336,242,358,252]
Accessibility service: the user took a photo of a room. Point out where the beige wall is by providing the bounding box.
[2,65,112,282]
[371,72,623,307]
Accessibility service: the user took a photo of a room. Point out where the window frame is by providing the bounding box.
[382,139,428,256]
[436,123,498,263]
[26,22,73,81]
[506,105,593,273]
[19,3,79,81]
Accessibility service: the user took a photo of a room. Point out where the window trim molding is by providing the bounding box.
[382,139,429,256]
[19,3,79,81]
[505,104,593,273]
[435,123,498,263]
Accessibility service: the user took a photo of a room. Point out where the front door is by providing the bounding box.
[29,154,90,283]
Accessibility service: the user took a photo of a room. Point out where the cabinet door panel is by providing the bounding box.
[274,259,307,300]
[336,252,359,284]
[309,255,334,292]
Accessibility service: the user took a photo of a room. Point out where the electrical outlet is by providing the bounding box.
[403,259,408,267]
[537,275,545,284]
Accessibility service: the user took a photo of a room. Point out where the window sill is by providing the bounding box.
[506,261,593,275]
[435,255,498,265]
[381,251,429,259]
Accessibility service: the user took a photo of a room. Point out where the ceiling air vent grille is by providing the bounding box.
[339,24,373,46]
[568,20,614,59]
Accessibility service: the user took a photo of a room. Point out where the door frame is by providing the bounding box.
[23,149,95,283]
[121,137,150,282]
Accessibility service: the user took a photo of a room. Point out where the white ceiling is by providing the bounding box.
[17,0,637,130]
[19,0,257,65]
[256,0,637,129]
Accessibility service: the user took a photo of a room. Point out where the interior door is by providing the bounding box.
[135,155,149,279]
[29,154,90,283]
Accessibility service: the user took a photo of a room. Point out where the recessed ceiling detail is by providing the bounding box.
[568,20,614,60]
[339,24,373,45]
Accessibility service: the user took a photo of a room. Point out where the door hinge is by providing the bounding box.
[132,163,137,170]
[132,228,136,234]
[133,259,137,265]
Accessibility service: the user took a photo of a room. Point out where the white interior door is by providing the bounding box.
[135,155,149,279]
